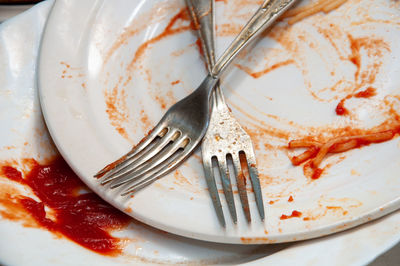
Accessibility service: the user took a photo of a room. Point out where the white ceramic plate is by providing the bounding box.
[38,0,400,243]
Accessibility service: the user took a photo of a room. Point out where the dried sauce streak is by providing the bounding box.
[105,8,194,141]
[348,35,390,84]
[280,210,302,220]
[334,35,390,116]
[354,87,376,98]
[235,59,294,79]
[335,87,377,116]
[128,8,192,70]
[104,8,193,141]
[1,158,131,256]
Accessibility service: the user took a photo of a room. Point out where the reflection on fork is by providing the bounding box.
[187,0,265,227]
[94,0,297,199]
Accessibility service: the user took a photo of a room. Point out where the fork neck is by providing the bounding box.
[201,74,219,100]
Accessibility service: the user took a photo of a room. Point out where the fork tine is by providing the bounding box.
[230,153,251,223]
[109,135,189,189]
[120,145,194,196]
[203,157,226,227]
[217,156,237,224]
[245,151,265,221]
[95,124,168,178]
[101,128,180,184]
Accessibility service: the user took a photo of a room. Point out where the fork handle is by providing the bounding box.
[186,0,215,72]
[211,0,297,78]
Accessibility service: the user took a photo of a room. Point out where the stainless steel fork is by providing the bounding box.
[95,0,297,196]
[187,0,264,226]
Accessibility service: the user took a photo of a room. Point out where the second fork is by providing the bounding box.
[187,0,265,226]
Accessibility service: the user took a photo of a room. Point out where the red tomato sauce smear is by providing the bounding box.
[1,158,131,256]
[335,87,377,116]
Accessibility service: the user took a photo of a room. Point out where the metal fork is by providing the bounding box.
[186,0,264,226]
[95,0,297,196]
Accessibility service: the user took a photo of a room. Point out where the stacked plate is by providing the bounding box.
[1,0,400,265]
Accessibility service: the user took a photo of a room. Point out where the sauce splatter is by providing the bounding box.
[104,82,130,139]
[280,210,302,220]
[171,80,181,85]
[354,87,376,98]
[335,87,377,116]
[1,158,131,256]
[335,98,349,116]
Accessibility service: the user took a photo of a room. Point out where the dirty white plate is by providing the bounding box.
[38,0,400,243]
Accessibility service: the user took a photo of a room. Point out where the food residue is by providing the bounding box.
[280,210,302,220]
[104,7,193,141]
[335,87,377,116]
[335,98,349,116]
[235,59,294,79]
[0,157,131,256]
[104,84,130,139]
[171,80,181,85]
[96,0,399,201]
[354,87,377,98]
[288,126,400,179]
